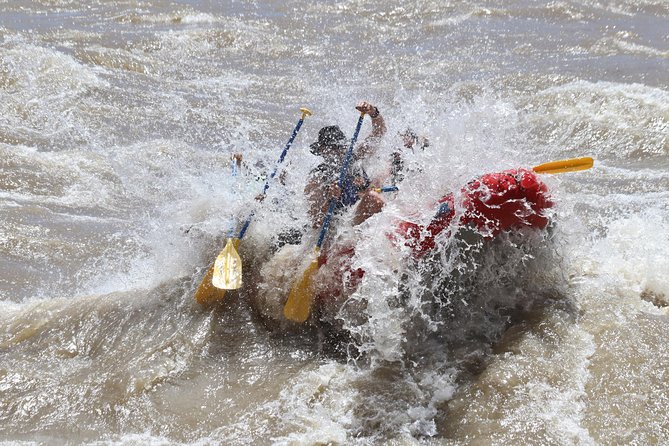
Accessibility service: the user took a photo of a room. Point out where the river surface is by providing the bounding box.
[1,1,668,445]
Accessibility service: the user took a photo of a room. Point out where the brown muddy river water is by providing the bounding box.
[1,1,668,444]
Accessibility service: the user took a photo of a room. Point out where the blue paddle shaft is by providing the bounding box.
[261,118,305,196]
[316,113,365,249]
[237,115,306,241]
[379,186,398,193]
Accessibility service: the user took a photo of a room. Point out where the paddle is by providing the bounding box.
[532,156,593,174]
[283,111,367,322]
[212,237,242,289]
[194,107,312,306]
[370,158,594,195]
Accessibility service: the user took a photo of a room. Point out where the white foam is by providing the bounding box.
[272,363,356,445]
[576,210,669,301]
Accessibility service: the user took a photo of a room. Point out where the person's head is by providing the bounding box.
[310,126,347,158]
[399,128,429,152]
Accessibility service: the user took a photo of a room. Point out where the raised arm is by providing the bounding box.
[354,101,386,159]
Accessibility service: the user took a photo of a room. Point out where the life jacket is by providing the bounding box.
[339,168,370,208]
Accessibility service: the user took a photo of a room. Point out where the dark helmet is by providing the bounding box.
[310,125,347,155]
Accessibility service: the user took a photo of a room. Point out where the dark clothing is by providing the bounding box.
[390,151,404,186]
[310,156,370,210]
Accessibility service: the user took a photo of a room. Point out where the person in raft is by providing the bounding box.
[305,101,387,229]
[389,128,430,186]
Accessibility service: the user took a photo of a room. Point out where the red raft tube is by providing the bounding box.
[396,168,554,256]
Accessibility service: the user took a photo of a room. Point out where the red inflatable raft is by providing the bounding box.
[396,168,553,256]
[314,168,553,304]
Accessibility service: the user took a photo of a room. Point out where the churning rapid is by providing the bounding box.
[1,1,668,445]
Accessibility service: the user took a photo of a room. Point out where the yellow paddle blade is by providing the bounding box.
[532,157,594,174]
[212,238,242,290]
[284,257,320,323]
[194,263,227,306]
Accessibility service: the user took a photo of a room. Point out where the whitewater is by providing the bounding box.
[1,1,668,445]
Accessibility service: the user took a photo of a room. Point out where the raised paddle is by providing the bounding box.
[211,107,313,290]
[283,111,367,322]
[194,107,312,306]
[532,156,593,174]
